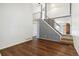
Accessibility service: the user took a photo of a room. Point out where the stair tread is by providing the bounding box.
[61,34,73,40]
[60,40,73,44]
[61,39,73,41]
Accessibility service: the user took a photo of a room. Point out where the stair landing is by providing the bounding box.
[60,35,73,44]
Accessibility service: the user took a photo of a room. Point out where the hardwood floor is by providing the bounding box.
[1,39,78,56]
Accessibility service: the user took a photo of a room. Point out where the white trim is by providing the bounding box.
[0,37,33,50]
[73,36,79,55]
[74,43,79,55]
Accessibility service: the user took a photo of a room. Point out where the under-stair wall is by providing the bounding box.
[45,19,55,28]
[39,19,61,42]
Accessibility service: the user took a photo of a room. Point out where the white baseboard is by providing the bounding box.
[73,36,79,55]
[73,41,79,55]
[0,37,33,50]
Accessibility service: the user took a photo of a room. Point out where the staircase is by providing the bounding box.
[46,18,73,44]
[39,18,73,45]
[33,3,73,44]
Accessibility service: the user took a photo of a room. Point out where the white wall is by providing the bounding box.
[72,3,79,55]
[32,4,41,38]
[33,22,37,36]
[0,3,33,49]
[47,3,70,18]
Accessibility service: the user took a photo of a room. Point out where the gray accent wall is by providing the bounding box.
[39,19,60,42]
[45,19,55,28]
